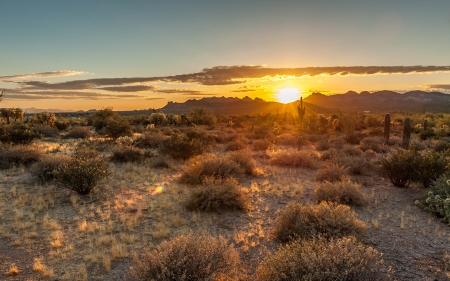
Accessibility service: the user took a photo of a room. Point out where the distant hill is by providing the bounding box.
[159,96,327,116]
[303,90,450,113]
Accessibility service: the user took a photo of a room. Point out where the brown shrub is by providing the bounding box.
[314,181,366,206]
[179,155,244,185]
[227,151,259,175]
[269,150,318,168]
[64,127,92,139]
[129,233,241,281]
[256,236,389,281]
[110,146,144,163]
[272,201,366,243]
[0,145,44,169]
[33,124,59,138]
[225,139,247,151]
[31,155,71,183]
[334,155,373,175]
[185,178,249,212]
[315,162,349,182]
[252,139,272,151]
[135,131,167,149]
[340,144,363,157]
[359,137,388,153]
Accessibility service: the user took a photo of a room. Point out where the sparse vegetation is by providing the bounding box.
[0,144,44,169]
[315,162,349,182]
[269,150,318,168]
[314,181,366,206]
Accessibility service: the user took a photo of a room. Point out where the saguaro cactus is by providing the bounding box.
[384,113,390,144]
[402,117,411,149]
[423,119,428,131]
[297,97,306,128]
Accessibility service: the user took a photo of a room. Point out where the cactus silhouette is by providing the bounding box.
[297,97,306,128]
[423,119,428,131]
[384,113,390,144]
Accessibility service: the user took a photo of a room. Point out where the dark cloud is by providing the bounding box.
[4,89,142,100]
[100,85,156,92]
[427,84,450,90]
[12,65,450,91]
[145,97,165,100]
[156,89,203,94]
[0,71,85,81]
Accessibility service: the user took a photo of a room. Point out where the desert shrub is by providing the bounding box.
[359,137,387,153]
[340,144,363,157]
[227,151,258,175]
[0,124,42,145]
[368,127,384,136]
[185,178,249,212]
[272,201,366,243]
[316,140,331,151]
[110,146,144,163]
[329,138,346,149]
[31,155,71,183]
[180,155,244,185]
[314,181,366,206]
[64,127,92,139]
[185,130,216,145]
[315,162,349,182]
[225,139,247,151]
[74,146,101,159]
[103,117,133,139]
[419,129,436,140]
[129,233,240,281]
[256,236,388,281]
[151,156,171,169]
[411,149,450,188]
[215,132,239,144]
[334,155,373,175]
[416,176,450,222]
[433,140,450,153]
[0,145,44,169]
[89,107,117,131]
[190,106,217,125]
[54,118,70,131]
[319,148,339,161]
[33,124,59,138]
[275,133,303,146]
[344,133,362,145]
[136,131,167,149]
[380,149,415,187]
[54,156,108,194]
[269,150,318,168]
[160,134,204,160]
[253,139,272,151]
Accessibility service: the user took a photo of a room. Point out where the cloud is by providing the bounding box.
[427,84,450,90]
[3,89,143,100]
[99,85,156,92]
[11,65,450,91]
[155,89,203,94]
[232,85,270,92]
[0,71,86,81]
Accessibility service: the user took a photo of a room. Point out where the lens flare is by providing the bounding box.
[151,185,164,196]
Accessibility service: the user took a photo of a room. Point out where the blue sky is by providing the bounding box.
[1,0,450,110]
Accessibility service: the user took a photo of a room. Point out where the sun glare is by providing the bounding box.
[277,88,300,104]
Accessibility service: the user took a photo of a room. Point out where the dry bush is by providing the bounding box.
[340,144,363,157]
[315,162,349,182]
[252,139,272,151]
[110,146,144,163]
[179,154,244,185]
[359,137,388,153]
[0,145,44,169]
[74,146,101,159]
[160,133,205,160]
[31,155,71,183]
[275,133,305,147]
[319,148,339,161]
[314,181,366,206]
[225,139,247,151]
[54,156,108,194]
[344,133,363,145]
[136,131,167,149]
[334,155,373,175]
[227,151,259,175]
[269,150,318,168]
[64,127,92,139]
[33,124,59,138]
[185,178,249,212]
[129,233,241,281]
[151,156,171,169]
[272,201,366,243]
[316,140,331,151]
[256,236,389,281]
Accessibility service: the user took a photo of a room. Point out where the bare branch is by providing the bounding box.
[0,89,5,102]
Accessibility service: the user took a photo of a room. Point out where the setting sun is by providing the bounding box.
[276,88,301,104]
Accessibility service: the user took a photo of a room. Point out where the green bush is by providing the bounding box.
[314,181,366,206]
[185,178,249,212]
[256,236,389,281]
[31,155,71,183]
[160,134,204,160]
[0,124,42,145]
[0,145,44,169]
[272,201,366,243]
[103,117,133,139]
[190,106,217,125]
[54,118,70,131]
[419,129,436,140]
[380,149,415,187]
[129,233,241,281]
[433,140,450,153]
[411,149,449,188]
[54,156,108,194]
[89,107,117,131]
[416,176,450,222]
[32,124,59,138]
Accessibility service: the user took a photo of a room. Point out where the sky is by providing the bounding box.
[1,0,450,111]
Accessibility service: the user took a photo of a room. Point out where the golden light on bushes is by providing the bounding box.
[276,88,301,104]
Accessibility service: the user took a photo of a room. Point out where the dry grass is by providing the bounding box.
[314,181,366,206]
[256,236,389,281]
[269,150,318,168]
[64,127,92,139]
[30,154,71,183]
[252,139,272,151]
[272,201,367,242]
[0,144,44,169]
